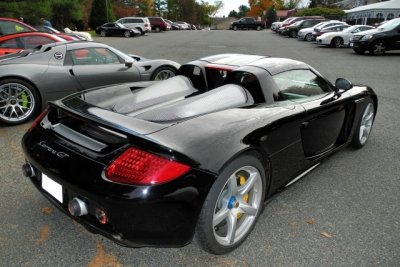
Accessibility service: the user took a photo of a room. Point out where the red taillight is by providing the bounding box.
[29,108,48,131]
[105,147,190,185]
[144,23,148,27]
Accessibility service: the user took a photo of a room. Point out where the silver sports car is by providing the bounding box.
[0,41,180,125]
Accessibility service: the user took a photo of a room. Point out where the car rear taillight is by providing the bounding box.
[105,147,190,185]
[28,108,48,131]
[144,23,148,27]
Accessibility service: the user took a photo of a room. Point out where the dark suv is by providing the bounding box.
[148,17,170,32]
[284,19,326,38]
[350,18,400,55]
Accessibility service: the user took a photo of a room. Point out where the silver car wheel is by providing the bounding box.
[371,40,386,56]
[358,103,374,145]
[124,31,131,38]
[212,166,263,246]
[0,82,35,123]
[153,69,176,80]
[305,33,313,42]
[100,30,106,37]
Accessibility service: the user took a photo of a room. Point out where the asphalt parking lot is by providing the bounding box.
[1,30,399,266]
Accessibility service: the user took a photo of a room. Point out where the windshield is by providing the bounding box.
[116,23,125,28]
[378,19,400,30]
[343,25,358,33]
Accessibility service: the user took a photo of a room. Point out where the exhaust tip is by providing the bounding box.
[68,197,88,217]
[22,163,35,178]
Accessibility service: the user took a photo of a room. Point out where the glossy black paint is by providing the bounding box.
[22,54,377,248]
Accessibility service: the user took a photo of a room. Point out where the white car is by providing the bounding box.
[297,20,342,41]
[316,25,375,48]
[115,17,151,35]
[271,22,282,31]
[64,27,92,41]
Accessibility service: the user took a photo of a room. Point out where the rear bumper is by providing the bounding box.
[22,127,216,248]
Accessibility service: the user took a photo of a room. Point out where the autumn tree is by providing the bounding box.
[247,0,273,18]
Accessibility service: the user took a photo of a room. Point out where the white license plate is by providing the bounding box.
[42,173,63,203]
[350,43,354,47]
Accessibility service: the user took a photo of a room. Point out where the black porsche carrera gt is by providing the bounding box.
[21,54,377,254]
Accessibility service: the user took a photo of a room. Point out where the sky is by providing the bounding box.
[203,0,249,17]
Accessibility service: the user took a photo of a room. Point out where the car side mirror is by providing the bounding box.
[335,78,353,91]
[124,59,134,68]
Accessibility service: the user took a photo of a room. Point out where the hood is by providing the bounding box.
[353,28,382,36]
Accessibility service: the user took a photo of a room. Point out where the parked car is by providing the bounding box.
[35,26,82,41]
[64,27,93,41]
[176,21,192,30]
[115,17,151,35]
[316,25,375,48]
[277,16,324,34]
[21,53,377,255]
[349,18,400,55]
[0,41,180,124]
[271,21,282,31]
[313,24,350,38]
[0,32,65,55]
[297,21,337,41]
[165,19,181,30]
[284,18,326,38]
[0,17,35,36]
[230,17,264,31]
[95,23,140,37]
[148,17,170,32]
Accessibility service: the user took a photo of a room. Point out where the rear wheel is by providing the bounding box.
[195,154,266,254]
[100,30,106,37]
[331,37,343,48]
[151,66,177,81]
[124,31,131,38]
[136,28,144,35]
[0,79,40,125]
[233,26,238,31]
[256,25,261,31]
[352,100,375,148]
[154,26,161,33]
[369,40,386,56]
[305,33,313,42]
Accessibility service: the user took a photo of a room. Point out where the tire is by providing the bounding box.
[195,154,266,254]
[150,66,177,81]
[256,25,261,31]
[353,48,365,54]
[305,33,313,42]
[331,37,343,48]
[136,28,145,35]
[352,99,375,148]
[154,26,161,33]
[0,79,40,125]
[369,40,386,56]
[100,30,106,37]
[290,30,297,38]
[124,31,131,38]
[233,26,238,31]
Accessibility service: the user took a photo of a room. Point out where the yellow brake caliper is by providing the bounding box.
[237,174,249,219]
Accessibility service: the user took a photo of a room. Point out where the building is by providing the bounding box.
[344,0,400,25]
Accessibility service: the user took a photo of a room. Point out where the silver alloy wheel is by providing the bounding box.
[100,30,106,37]
[0,82,35,123]
[212,166,263,246]
[372,41,386,55]
[332,37,342,48]
[124,31,131,38]
[358,103,374,145]
[305,33,313,41]
[153,69,176,80]
[233,26,238,31]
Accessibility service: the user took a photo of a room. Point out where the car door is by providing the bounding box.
[389,24,400,49]
[67,47,140,90]
[272,69,348,158]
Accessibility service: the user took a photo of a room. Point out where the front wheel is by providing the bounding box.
[305,33,313,42]
[290,30,297,38]
[0,79,40,125]
[256,25,261,31]
[150,66,177,81]
[100,30,106,37]
[352,100,375,148]
[154,26,161,33]
[124,31,131,38]
[195,154,266,254]
[331,37,343,48]
[233,26,238,31]
[369,40,386,56]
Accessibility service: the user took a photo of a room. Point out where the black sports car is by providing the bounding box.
[95,22,141,37]
[21,54,377,254]
[0,41,179,125]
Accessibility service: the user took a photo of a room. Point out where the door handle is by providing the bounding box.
[69,69,75,76]
[301,122,309,128]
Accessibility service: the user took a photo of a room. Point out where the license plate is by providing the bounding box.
[350,43,354,47]
[42,173,63,203]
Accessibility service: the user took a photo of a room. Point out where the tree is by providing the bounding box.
[265,6,277,28]
[247,0,272,18]
[308,0,317,8]
[89,0,116,28]
[228,10,239,18]
[50,0,83,30]
[238,5,249,17]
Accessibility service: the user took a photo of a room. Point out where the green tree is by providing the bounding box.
[167,0,182,21]
[265,6,277,28]
[89,0,116,28]
[51,0,83,30]
[238,5,249,17]
[228,10,239,18]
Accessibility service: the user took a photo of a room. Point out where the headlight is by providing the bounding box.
[360,35,373,41]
